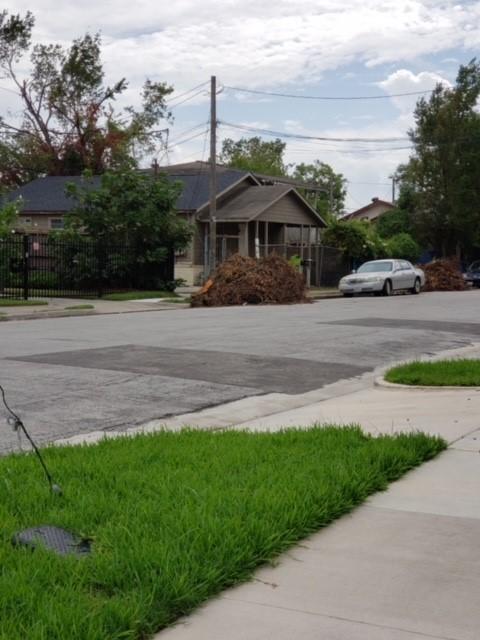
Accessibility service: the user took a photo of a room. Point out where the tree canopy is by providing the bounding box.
[397,59,480,259]
[65,169,192,252]
[291,160,346,219]
[220,137,287,176]
[0,11,173,189]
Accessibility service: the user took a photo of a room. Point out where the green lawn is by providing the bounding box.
[64,304,95,311]
[385,358,480,386]
[102,290,178,301]
[0,298,48,307]
[0,427,445,640]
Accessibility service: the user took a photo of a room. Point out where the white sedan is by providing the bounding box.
[339,259,425,297]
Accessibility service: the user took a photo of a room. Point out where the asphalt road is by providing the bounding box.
[1,290,479,452]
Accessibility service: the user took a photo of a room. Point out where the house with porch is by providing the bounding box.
[5,162,327,285]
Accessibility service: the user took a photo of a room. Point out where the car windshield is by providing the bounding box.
[357,261,393,273]
[468,261,480,271]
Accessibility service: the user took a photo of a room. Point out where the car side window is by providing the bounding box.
[401,261,410,270]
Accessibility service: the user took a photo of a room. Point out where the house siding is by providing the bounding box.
[258,193,319,225]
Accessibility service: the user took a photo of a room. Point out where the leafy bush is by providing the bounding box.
[385,233,421,262]
[322,219,386,262]
[376,208,413,239]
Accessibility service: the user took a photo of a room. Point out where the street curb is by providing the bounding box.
[0,304,190,322]
[374,376,480,391]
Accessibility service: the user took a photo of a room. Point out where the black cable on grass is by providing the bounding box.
[0,384,61,495]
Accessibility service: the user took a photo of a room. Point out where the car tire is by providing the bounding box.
[382,279,392,296]
[411,278,421,294]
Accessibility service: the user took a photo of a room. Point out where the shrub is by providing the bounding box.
[386,233,421,262]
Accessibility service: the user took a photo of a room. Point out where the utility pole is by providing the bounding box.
[329,178,334,216]
[208,75,217,276]
[389,174,396,204]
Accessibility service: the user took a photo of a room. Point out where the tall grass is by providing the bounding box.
[0,427,446,639]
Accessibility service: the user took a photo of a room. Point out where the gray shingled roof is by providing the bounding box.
[4,167,250,213]
[198,183,325,225]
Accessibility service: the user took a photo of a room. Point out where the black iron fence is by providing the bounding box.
[0,234,175,299]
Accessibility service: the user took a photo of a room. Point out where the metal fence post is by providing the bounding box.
[22,234,29,300]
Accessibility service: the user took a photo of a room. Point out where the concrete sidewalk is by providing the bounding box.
[0,295,189,321]
[155,386,480,639]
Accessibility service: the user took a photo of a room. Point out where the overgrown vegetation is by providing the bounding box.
[385,359,480,386]
[0,427,446,640]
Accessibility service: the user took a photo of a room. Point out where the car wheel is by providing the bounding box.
[382,279,392,296]
[411,278,421,295]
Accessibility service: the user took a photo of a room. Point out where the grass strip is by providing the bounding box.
[64,304,95,311]
[102,291,178,301]
[0,426,445,640]
[0,299,48,307]
[385,358,480,386]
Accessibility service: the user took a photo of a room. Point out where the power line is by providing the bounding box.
[223,84,436,101]
[166,81,209,106]
[219,120,409,143]
[167,122,209,145]
[168,88,208,111]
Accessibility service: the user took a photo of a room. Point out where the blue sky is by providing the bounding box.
[2,1,479,210]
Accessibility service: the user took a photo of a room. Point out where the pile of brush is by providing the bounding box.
[422,258,467,291]
[191,253,308,307]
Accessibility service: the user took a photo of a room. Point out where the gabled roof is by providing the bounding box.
[5,167,253,214]
[343,197,394,220]
[197,184,326,226]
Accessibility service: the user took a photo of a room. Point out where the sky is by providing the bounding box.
[1,0,479,211]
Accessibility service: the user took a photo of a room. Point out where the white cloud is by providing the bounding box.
[378,69,452,127]
[3,0,480,92]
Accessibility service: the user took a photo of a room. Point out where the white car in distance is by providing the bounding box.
[339,259,425,297]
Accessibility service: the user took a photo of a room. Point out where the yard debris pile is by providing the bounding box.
[422,258,467,291]
[191,254,307,307]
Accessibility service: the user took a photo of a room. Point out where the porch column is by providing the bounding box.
[283,224,287,258]
[265,221,269,257]
[255,220,260,258]
[300,225,304,260]
[239,223,249,256]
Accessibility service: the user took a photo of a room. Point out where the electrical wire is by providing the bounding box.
[219,120,409,143]
[166,81,210,107]
[223,84,436,101]
[0,384,61,494]
[222,84,434,100]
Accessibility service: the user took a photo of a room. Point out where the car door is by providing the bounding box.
[401,261,416,288]
[391,261,404,290]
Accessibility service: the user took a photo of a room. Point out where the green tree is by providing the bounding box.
[220,137,287,176]
[291,161,346,219]
[0,11,173,189]
[399,59,480,259]
[322,219,386,263]
[0,198,21,236]
[376,207,413,239]
[65,170,192,251]
[386,233,421,263]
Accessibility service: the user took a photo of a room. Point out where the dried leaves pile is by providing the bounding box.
[191,254,307,307]
[422,258,467,292]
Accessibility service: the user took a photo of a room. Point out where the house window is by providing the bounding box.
[49,218,64,230]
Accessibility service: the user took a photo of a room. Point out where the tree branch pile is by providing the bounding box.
[422,258,467,292]
[191,254,308,307]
